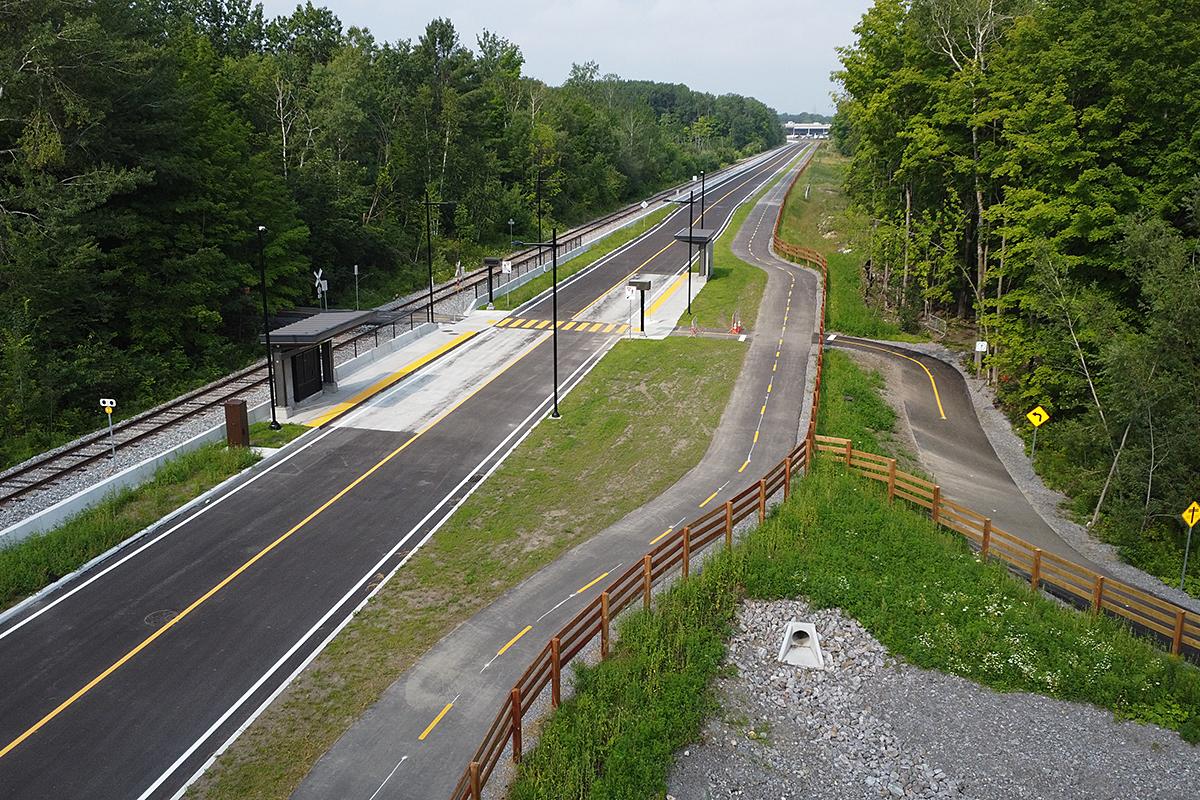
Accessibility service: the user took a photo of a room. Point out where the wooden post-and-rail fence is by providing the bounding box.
[812,434,1200,660]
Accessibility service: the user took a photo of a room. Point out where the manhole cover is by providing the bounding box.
[144,609,179,628]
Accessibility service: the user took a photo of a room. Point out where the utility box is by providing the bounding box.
[224,399,250,448]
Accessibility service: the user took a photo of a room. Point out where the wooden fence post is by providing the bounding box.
[1172,610,1186,655]
[981,519,992,560]
[1030,549,1042,590]
[887,459,897,504]
[1092,575,1105,613]
[843,439,853,466]
[550,637,561,708]
[682,527,691,579]
[758,479,767,523]
[469,761,481,800]
[931,486,941,524]
[643,555,652,610]
[725,501,734,549]
[784,457,792,499]
[510,687,522,763]
[806,422,816,472]
[600,592,610,659]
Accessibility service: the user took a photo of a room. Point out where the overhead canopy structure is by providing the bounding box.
[260,310,373,409]
[673,227,717,277]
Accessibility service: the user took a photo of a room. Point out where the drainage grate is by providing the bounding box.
[144,609,179,628]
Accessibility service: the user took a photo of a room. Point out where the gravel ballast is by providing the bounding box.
[668,598,1197,800]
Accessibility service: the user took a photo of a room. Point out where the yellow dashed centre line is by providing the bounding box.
[651,527,674,545]
[576,571,610,595]
[699,489,720,508]
[418,702,454,741]
[496,625,533,658]
[738,459,751,473]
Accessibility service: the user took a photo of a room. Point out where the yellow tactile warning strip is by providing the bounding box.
[496,317,629,335]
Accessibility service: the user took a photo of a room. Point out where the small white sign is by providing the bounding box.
[640,200,648,209]
[455,260,464,279]
[975,340,988,353]
[319,280,328,293]
[100,398,116,408]
[353,264,358,276]
[501,260,512,275]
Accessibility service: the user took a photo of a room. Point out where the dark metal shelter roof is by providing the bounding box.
[260,310,373,346]
[673,228,717,245]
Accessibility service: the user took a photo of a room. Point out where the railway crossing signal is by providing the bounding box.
[1183,501,1200,590]
[100,398,116,459]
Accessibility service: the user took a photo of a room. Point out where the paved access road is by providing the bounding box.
[828,336,1097,567]
[293,143,823,800]
[0,144,806,800]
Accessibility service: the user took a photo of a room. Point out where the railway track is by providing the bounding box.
[0,148,788,514]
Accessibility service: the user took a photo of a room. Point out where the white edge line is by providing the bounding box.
[157,338,617,800]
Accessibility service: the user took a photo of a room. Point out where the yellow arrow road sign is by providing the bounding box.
[1026,406,1050,428]
[1184,502,1200,528]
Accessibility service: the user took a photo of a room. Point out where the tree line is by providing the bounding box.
[0,0,783,468]
[833,0,1200,587]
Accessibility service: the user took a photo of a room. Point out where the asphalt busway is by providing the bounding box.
[0,143,803,799]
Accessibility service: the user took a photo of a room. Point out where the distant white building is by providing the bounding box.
[784,121,831,139]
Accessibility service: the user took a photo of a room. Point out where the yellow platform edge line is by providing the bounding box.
[646,271,688,317]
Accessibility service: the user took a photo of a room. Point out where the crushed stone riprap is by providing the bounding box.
[667,598,1197,799]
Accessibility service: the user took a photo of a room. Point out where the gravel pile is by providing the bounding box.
[668,598,1197,799]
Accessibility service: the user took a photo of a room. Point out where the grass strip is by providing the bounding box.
[778,149,922,342]
[0,443,259,611]
[248,422,308,449]
[493,205,674,312]
[191,336,747,800]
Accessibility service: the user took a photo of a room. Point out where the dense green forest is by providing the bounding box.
[0,0,782,468]
[834,0,1200,589]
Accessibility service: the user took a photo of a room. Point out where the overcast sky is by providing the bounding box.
[259,0,873,114]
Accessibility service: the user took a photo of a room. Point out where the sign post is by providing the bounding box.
[1026,405,1050,458]
[975,340,988,375]
[629,279,651,334]
[1183,501,1200,590]
[100,398,117,459]
[313,269,325,310]
[353,264,359,310]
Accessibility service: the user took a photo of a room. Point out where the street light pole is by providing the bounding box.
[700,170,706,228]
[424,188,435,324]
[508,218,514,242]
[687,189,694,315]
[256,225,282,431]
[550,227,560,419]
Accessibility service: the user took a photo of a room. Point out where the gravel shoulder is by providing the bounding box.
[668,598,1197,800]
